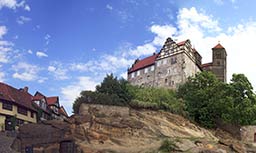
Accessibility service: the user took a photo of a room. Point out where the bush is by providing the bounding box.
[159,139,179,153]
[128,86,185,115]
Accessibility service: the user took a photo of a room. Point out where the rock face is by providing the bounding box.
[12,104,249,153]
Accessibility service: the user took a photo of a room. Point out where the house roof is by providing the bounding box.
[0,82,36,112]
[201,62,213,68]
[177,40,188,46]
[128,53,158,73]
[213,43,224,49]
[59,106,68,117]
[46,96,58,105]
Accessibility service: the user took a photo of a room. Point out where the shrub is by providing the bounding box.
[159,139,179,153]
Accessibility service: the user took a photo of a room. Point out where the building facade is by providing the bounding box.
[128,37,227,89]
[0,82,68,131]
[0,84,37,131]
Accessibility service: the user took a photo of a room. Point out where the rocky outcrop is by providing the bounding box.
[11,104,250,153]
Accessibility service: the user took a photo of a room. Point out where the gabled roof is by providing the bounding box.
[201,62,213,68]
[0,82,36,112]
[213,43,224,49]
[177,40,188,46]
[59,106,68,117]
[46,96,59,105]
[128,53,158,73]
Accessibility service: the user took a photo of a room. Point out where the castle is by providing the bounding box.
[127,37,227,89]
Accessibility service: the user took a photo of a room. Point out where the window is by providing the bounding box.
[144,68,148,73]
[163,59,167,65]
[171,57,177,64]
[18,107,27,116]
[137,70,140,76]
[165,79,168,84]
[215,52,221,59]
[151,66,154,71]
[2,102,13,111]
[31,112,34,118]
[131,73,135,78]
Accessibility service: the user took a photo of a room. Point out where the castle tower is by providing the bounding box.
[211,43,227,82]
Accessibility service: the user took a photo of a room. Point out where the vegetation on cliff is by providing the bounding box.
[73,72,256,128]
[178,72,256,128]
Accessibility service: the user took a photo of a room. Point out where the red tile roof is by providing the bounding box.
[177,40,188,46]
[213,43,224,49]
[128,53,158,73]
[0,82,36,112]
[46,96,58,105]
[59,106,68,117]
[201,62,213,68]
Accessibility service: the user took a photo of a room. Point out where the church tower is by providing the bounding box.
[211,43,227,82]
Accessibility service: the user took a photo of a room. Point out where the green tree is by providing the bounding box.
[177,71,228,128]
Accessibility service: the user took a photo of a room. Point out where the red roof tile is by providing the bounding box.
[201,62,213,68]
[177,40,188,46]
[59,106,68,117]
[0,82,36,112]
[46,96,58,105]
[128,53,158,73]
[213,43,224,49]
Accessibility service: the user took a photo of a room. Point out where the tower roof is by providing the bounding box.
[213,43,224,49]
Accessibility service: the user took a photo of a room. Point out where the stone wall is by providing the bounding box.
[128,65,155,87]
[79,103,130,117]
[240,126,256,143]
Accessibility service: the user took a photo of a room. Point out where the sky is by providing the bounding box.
[0,0,256,115]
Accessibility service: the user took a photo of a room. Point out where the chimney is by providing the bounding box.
[23,86,28,92]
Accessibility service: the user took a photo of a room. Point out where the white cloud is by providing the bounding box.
[12,62,40,81]
[48,64,69,80]
[214,0,224,5]
[0,0,17,9]
[17,16,31,25]
[60,76,98,115]
[129,43,157,57]
[27,49,32,54]
[36,51,48,58]
[0,26,13,63]
[24,4,30,11]
[146,7,256,90]
[0,0,30,10]
[0,65,5,81]
[0,26,7,38]
[106,4,113,10]
[44,34,51,45]
[120,71,127,80]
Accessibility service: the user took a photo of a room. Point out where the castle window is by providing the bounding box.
[137,70,140,76]
[131,73,135,78]
[151,66,154,71]
[171,57,177,64]
[144,68,148,73]
[215,52,221,59]
[165,79,168,84]
[163,59,167,65]
[2,102,13,111]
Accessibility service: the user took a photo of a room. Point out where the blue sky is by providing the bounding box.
[1,0,256,115]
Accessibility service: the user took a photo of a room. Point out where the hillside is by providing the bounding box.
[11,103,255,153]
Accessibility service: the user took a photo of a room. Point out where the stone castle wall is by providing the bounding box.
[79,103,130,117]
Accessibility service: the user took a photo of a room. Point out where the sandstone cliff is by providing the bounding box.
[11,104,254,153]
